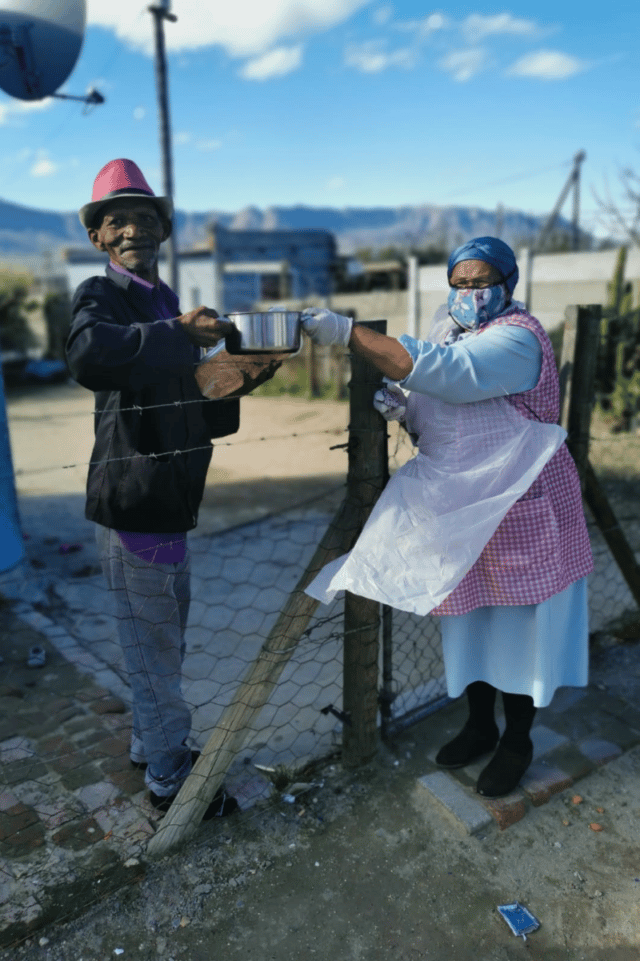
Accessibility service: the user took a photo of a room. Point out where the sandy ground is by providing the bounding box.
[6,643,640,961]
[6,379,640,960]
[6,379,356,534]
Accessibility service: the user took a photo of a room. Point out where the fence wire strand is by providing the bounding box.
[3,307,640,943]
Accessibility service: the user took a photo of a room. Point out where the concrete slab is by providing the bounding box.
[416,772,493,836]
[531,724,569,759]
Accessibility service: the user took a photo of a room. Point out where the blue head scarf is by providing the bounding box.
[447,236,519,296]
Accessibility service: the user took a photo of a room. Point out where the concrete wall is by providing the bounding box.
[64,255,216,310]
[255,290,409,340]
[415,248,640,336]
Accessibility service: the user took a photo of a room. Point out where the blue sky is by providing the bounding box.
[0,1,638,238]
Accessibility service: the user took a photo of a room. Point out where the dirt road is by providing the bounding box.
[6,380,354,533]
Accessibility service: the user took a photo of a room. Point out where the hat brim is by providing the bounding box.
[79,193,173,230]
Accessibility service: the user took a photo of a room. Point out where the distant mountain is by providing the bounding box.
[0,196,582,266]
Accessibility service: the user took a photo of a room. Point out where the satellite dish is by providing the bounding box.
[0,0,86,100]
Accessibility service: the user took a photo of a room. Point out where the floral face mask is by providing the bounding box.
[447,283,507,332]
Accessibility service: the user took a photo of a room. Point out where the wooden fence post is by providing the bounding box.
[146,492,366,858]
[560,304,601,488]
[561,303,640,610]
[146,319,390,855]
[342,320,389,767]
[306,339,321,398]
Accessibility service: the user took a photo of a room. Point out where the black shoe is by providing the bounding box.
[476,743,533,799]
[131,748,201,772]
[435,725,499,769]
[149,784,239,820]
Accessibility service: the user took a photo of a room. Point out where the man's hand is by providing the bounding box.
[195,348,289,399]
[178,306,236,348]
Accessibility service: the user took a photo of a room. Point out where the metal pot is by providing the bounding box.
[225,310,302,354]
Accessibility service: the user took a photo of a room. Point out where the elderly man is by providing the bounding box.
[66,158,280,819]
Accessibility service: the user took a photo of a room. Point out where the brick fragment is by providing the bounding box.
[48,749,88,773]
[87,737,128,760]
[76,687,111,703]
[0,789,20,811]
[90,697,126,715]
[108,768,147,795]
[39,735,74,758]
[60,764,103,791]
[481,791,526,830]
[0,803,46,853]
[0,802,39,840]
[578,738,623,767]
[521,763,574,807]
[52,817,105,850]
[48,698,74,714]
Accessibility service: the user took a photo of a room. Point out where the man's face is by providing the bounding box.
[89,200,167,281]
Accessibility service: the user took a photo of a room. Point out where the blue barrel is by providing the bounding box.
[0,359,24,572]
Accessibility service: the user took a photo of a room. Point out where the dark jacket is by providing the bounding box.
[66,265,239,533]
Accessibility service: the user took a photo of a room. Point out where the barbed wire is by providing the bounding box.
[13,424,350,476]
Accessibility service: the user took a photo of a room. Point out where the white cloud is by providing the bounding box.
[326,176,346,190]
[87,0,369,58]
[507,49,590,80]
[0,97,54,126]
[240,45,303,80]
[462,13,539,41]
[373,5,393,26]
[395,12,450,37]
[345,40,415,73]
[175,132,222,151]
[196,138,222,152]
[439,48,488,82]
[30,151,58,177]
[133,106,146,121]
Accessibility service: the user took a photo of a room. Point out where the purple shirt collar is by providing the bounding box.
[108,261,179,320]
[109,260,156,290]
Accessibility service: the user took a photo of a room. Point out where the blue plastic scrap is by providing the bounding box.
[498,902,540,940]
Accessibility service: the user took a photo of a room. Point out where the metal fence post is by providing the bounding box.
[343,320,389,766]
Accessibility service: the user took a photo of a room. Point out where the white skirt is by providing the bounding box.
[440,578,589,708]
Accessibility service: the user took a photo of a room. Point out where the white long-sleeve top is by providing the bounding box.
[396,325,543,403]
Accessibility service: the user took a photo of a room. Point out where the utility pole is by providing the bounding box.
[149,1,178,295]
[536,150,586,254]
[571,150,585,252]
[525,150,586,310]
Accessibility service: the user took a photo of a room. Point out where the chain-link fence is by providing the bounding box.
[2,305,640,868]
[586,416,640,638]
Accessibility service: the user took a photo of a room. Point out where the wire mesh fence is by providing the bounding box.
[584,411,640,635]
[2,304,640,906]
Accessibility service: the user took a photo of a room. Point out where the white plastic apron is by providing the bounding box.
[305,390,566,616]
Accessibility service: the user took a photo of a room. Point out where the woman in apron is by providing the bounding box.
[301,237,592,799]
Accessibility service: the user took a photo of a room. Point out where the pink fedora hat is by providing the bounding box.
[79,158,173,229]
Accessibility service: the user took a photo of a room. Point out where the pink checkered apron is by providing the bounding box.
[432,307,593,616]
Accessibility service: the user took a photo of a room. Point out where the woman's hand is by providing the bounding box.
[373,385,407,422]
[301,307,353,347]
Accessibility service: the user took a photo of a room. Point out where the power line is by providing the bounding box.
[442,160,572,200]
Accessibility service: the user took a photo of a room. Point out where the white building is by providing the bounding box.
[63,225,337,314]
